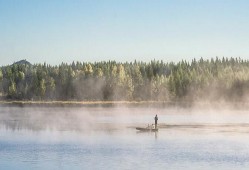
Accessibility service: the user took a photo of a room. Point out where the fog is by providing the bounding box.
[1,105,249,134]
[2,106,249,170]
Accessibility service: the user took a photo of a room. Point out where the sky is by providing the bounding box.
[1,0,249,65]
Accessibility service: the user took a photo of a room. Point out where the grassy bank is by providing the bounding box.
[0,100,249,109]
[0,100,175,107]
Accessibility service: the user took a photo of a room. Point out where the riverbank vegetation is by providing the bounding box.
[0,57,248,102]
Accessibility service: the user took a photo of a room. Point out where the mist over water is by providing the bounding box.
[1,106,249,170]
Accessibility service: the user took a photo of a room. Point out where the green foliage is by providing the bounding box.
[0,70,3,81]
[1,57,249,102]
[8,81,16,97]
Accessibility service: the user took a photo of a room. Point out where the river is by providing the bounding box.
[1,106,249,170]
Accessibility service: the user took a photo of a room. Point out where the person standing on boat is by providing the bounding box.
[154,115,158,129]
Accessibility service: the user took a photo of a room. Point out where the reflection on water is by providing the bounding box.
[1,107,249,169]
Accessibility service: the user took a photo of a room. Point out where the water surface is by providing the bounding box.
[1,107,249,170]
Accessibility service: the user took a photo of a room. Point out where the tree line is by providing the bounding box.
[0,57,249,102]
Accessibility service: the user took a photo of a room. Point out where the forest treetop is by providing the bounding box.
[0,57,248,102]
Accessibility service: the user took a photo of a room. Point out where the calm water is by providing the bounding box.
[1,106,249,170]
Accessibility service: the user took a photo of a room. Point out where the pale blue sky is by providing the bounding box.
[1,0,249,65]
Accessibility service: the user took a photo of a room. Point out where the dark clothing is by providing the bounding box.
[154,115,158,128]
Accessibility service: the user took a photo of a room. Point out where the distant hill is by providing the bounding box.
[12,60,32,66]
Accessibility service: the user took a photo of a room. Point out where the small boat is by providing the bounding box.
[136,127,158,132]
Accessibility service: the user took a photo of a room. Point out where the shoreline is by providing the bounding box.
[0,100,249,109]
[0,100,175,107]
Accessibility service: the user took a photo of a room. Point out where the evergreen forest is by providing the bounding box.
[0,57,249,102]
